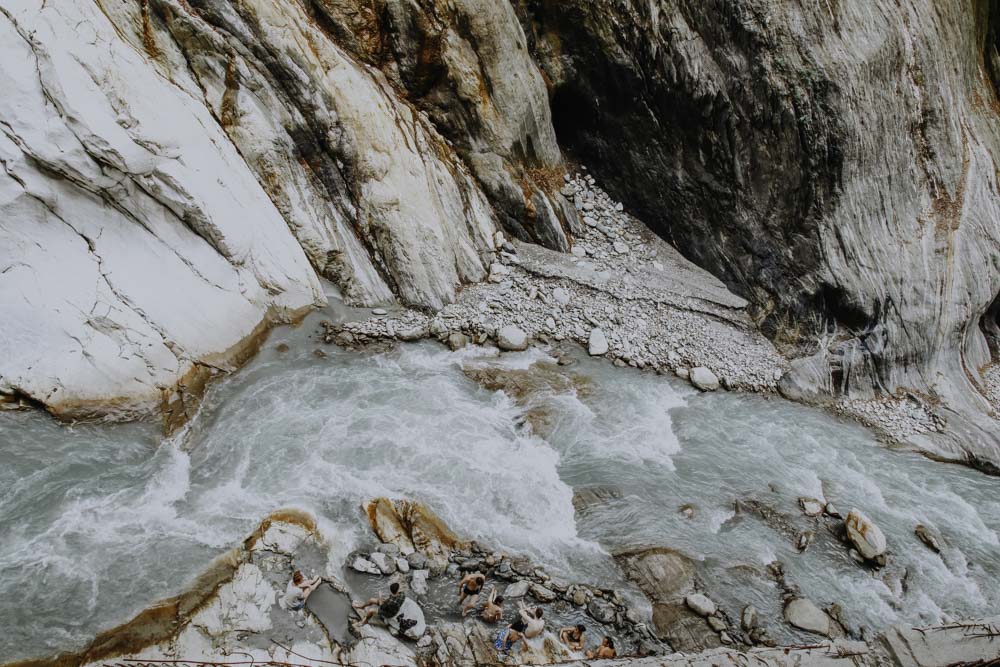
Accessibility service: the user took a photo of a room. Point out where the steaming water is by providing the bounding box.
[1,311,998,661]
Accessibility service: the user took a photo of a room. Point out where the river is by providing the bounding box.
[1,309,997,661]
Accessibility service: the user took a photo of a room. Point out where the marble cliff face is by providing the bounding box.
[1,1,999,467]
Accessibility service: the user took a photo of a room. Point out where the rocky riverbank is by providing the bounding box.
[10,505,997,667]
[317,172,974,466]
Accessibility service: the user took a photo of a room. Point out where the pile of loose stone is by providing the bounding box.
[320,172,786,394]
[836,394,943,442]
[982,363,1000,411]
[349,538,664,657]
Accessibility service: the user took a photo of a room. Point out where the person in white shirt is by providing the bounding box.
[283,570,321,611]
[518,601,545,638]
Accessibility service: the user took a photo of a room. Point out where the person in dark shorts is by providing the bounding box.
[354,581,405,627]
[458,571,486,616]
[495,618,527,657]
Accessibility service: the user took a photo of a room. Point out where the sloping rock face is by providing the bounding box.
[519,0,1000,469]
[0,1,324,425]
[1,0,567,424]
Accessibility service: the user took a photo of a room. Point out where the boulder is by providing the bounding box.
[369,551,397,575]
[387,597,426,640]
[410,570,429,596]
[353,556,381,575]
[587,598,616,624]
[915,524,942,554]
[741,605,759,631]
[588,328,609,356]
[798,497,825,516]
[615,547,696,603]
[447,332,469,351]
[784,598,832,636]
[689,367,720,391]
[845,509,887,561]
[365,498,462,575]
[504,580,531,598]
[396,557,410,573]
[529,584,557,603]
[685,593,716,617]
[497,325,529,351]
[406,552,429,570]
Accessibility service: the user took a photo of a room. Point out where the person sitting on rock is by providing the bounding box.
[353,581,406,627]
[586,636,616,659]
[481,586,504,623]
[518,601,544,638]
[458,571,486,616]
[495,618,527,657]
[559,623,586,651]
[283,570,322,611]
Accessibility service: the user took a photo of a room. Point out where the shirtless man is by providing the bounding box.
[559,623,586,651]
[458,571,486,616]
[518,601,544,638]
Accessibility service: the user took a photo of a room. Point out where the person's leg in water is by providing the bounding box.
[461,590,480,616]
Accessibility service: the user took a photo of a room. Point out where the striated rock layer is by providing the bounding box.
[0,0,563,425]
[518,0,1000,470]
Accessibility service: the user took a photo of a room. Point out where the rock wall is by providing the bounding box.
[518,0,1000,468]
[0,0,567,425]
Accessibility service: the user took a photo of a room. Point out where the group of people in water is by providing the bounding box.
[459,571,618,659]
[282,567,618,660]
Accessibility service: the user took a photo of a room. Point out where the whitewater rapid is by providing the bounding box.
[1,311,998,661]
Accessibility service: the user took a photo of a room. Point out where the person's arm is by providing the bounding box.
[519,607,533,624]
[559,628,570,643]
[458,573,471,592]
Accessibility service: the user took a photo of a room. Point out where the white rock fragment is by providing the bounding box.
[685,593,716,617]
[497,325,529,351]
[845,509,887,561]
[689,367,720,391]
[588,328,609,356]
[799,497,825,517]
[784,598,832,636]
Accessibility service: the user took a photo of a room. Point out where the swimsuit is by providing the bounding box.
[495,628,514,653]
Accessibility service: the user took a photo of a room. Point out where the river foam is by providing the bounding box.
[1,313,997,660]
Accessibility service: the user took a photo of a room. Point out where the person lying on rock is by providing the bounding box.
[494,618,527,656]
[458,571,486,616]
[586,636,616,659]
[283,570,322,611]
[559,623,586,651]
[481,586,504,623]
[353,581,406,627]
[518,601,544,638]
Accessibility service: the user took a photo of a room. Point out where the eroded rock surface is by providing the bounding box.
[521,0,1000,471]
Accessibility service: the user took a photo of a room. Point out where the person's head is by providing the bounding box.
[494,596,504,606]
[576,624,586,636]
[475,572,485,581]
[603,637,614,649]
[534,607,543,619]
[389,582,400,594]
[292,570,304,585]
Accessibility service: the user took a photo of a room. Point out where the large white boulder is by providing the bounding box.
[845,509,887,560]
[498,325,529,351]
[784,598,832,637]
[689,367,720,391]
[588,328,609,356]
